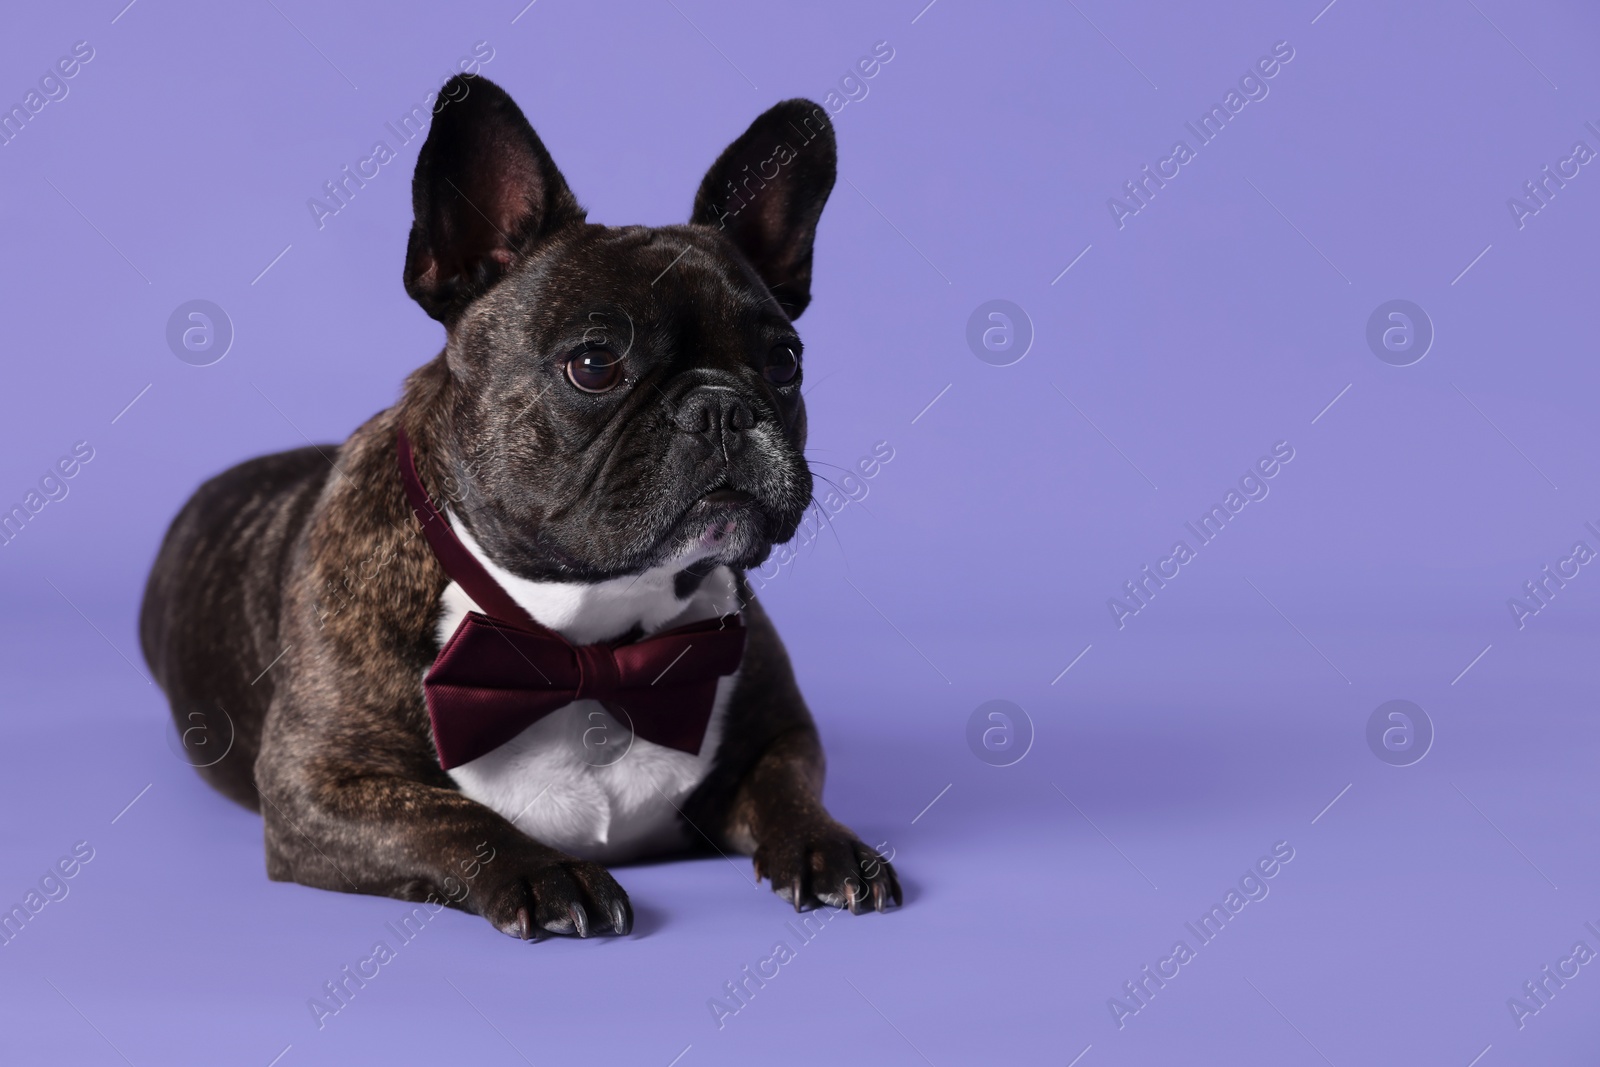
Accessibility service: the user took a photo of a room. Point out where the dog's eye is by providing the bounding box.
[765,344,800,385]
[565,348,624,393]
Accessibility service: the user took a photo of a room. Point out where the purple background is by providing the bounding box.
[3,0,1599,1063]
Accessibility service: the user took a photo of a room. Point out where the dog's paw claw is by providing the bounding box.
[754,827,900,916]
[481,858,630,940]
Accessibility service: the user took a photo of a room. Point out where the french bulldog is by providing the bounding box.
[139,75,900,939]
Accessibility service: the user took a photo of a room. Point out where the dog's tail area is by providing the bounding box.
[139,446,335,810]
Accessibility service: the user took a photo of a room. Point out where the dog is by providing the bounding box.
[139,75,900,940]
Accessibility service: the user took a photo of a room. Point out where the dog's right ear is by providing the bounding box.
[403,76,583,325]
[691,100,835,320]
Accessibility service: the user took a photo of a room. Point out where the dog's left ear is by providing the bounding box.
[691,100,836,319]
[404,75,584,325]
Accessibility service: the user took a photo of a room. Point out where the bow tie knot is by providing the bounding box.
[573,641,623,702]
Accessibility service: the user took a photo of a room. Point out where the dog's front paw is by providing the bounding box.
[753,824,901,914]
[477,857,633,940]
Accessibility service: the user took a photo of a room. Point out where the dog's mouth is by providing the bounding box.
[687,487,760,543]
[661,485,772,565]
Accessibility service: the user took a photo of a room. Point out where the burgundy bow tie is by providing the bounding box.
[397,429,745,770]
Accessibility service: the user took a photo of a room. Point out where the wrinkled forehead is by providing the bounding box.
[518,225,788,343]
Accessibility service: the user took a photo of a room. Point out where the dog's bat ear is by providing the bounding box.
[691,100,836,320]
[403,76,583,325]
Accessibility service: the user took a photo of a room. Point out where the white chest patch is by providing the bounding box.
[433,520,742,863]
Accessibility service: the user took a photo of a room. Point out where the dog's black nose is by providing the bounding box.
[674,387,756,454]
